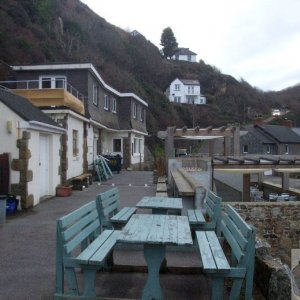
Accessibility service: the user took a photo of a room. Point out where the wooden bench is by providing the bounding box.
[196,204,256,300]
[70,173,92,190]
[55,200,120,298]
[170,169,194,197]
[187,189,221,231]
[96,187,136,230]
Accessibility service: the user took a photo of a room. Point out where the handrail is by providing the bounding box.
[0,79,86,102]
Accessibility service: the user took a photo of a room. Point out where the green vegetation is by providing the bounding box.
[160,27,178,58]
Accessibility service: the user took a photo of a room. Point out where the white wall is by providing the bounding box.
[0,102,21,185]
[131,133,145,164]
[66,115,85,179]
[87,125,94,166]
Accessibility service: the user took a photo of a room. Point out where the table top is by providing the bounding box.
[117,214,193,246]
[136,196,183,210]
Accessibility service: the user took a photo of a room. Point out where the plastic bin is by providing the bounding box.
[103,154,122,173]
[0,195,7,224]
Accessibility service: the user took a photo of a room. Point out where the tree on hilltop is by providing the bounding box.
[160,27,178,59]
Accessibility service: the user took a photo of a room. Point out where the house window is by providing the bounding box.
[93,85,99,105]
[242,145,248,154]
[133,138,141,154]
[174,96,181,103]
[112,97,117,113]
[72,130,79,157]
[113,139,121,152]
[132,102,137,118]
[140,108,145,122]
[104,94,109,110]
[187,55,191,61]
[188,86,194,94]
[266,145,271,154]
[39,76,66,89]
[174,84,180,91]
[285,144,289,154]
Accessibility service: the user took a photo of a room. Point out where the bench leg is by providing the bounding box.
[211,277,224,300]
[229,278,243,300]
[142,244,166,300]
[82,267,98,297]
[65,267,79,295]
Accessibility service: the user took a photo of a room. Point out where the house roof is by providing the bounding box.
[244,124,300,144]
[174,48,197,56]
[12,63,148,107]
[0,88,61,128]
[179,79,200,86]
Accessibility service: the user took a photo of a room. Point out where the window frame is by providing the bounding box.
[113,139,121,152]
[112,97,117,113]
[93,85,99,106]
[174,84,180,91]
[132,102,137,118]
[242,144,248,154]
[39,75,66,89]
[104,94,109,110]
[72,129,79,157]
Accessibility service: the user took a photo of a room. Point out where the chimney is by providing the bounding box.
[254,116,264,126]
[282,119,293,128]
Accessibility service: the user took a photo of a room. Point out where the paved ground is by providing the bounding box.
[0,171,265,300]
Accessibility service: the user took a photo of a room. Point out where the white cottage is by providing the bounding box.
[171,48,197,62]
[166,78,206,105]
[0,88,65,208]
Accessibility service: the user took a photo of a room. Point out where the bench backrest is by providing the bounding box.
[219,204,256,268]
[56,200,100,257]
[96,187,120,229]
[56,200,100,293]
[204,189,222,228]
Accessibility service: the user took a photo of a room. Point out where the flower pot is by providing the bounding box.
[56,186,72,197]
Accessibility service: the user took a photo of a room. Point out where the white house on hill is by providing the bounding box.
[171,48,197,62]
[165,78,206,105]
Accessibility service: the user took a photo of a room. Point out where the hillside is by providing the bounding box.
[1,0,299,133]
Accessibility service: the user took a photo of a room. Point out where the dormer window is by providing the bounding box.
[104,94,109,110]
[132,102,137,118]
[39,76,66,89]
[93,85,99,106]
[112,97,117,113]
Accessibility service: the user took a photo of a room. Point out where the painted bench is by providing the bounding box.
[196,204,256,300]
[55,200,120,298]
[187,189,222,231]
[96,187,136,230]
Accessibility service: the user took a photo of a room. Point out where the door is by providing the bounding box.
[39,135,49,197]
[0,153,9,194]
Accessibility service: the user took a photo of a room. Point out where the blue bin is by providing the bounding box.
[6,196,17,215]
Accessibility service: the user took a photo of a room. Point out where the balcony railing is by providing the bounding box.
[0,79,86,102]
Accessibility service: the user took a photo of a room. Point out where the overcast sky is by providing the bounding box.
[81,0,300,92]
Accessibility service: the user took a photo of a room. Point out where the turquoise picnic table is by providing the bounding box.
[117,214,193,300]
[136,196,183,215]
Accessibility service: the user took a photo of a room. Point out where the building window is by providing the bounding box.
[140,108,145,122]
[187,55,191,61]
[133,138,141,154]
[174,96,181,103]
[285,144,289,154]
[242,145,248,153]
[174,84,180,91]
[266,145,271,154]
[72,130,79,156]
[39,76,66,89]
[188,86,194,94]
[132,102,137,118]
[93,85,99,105]
[113,139,121,152]
[112,97,117,113]
[104,94,109,110]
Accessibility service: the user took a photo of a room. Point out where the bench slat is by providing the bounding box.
[110,207,137,223]
[170,170,194,196]
[187,209,205,224]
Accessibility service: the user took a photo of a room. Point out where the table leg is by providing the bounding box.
[142,244,166,300]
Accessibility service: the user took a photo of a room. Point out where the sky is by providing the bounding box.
[81,0,300,92]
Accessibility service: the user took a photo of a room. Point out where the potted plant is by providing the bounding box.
[56,185,73,197]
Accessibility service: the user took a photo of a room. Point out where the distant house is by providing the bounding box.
[240,123,300,155]
[0,88,65,208]
[165,78,206,105]
[7,63,148,173]
[171,48,197,62]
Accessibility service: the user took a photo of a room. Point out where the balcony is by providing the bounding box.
[0,79,85,115]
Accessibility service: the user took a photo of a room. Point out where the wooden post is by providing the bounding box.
[281,172,290,192]
[243,173,251,202]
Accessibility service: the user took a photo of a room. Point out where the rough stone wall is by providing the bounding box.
[11,131,33,208]
[230,202,300,264]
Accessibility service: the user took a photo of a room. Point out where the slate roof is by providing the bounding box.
[244,124,300,144]
[180,79,200,85]
[0,88,61,128]
[174,48,197,56]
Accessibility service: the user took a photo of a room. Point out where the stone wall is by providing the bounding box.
[230,201,300,264]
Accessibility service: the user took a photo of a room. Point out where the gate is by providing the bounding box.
[0,153,10,195]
